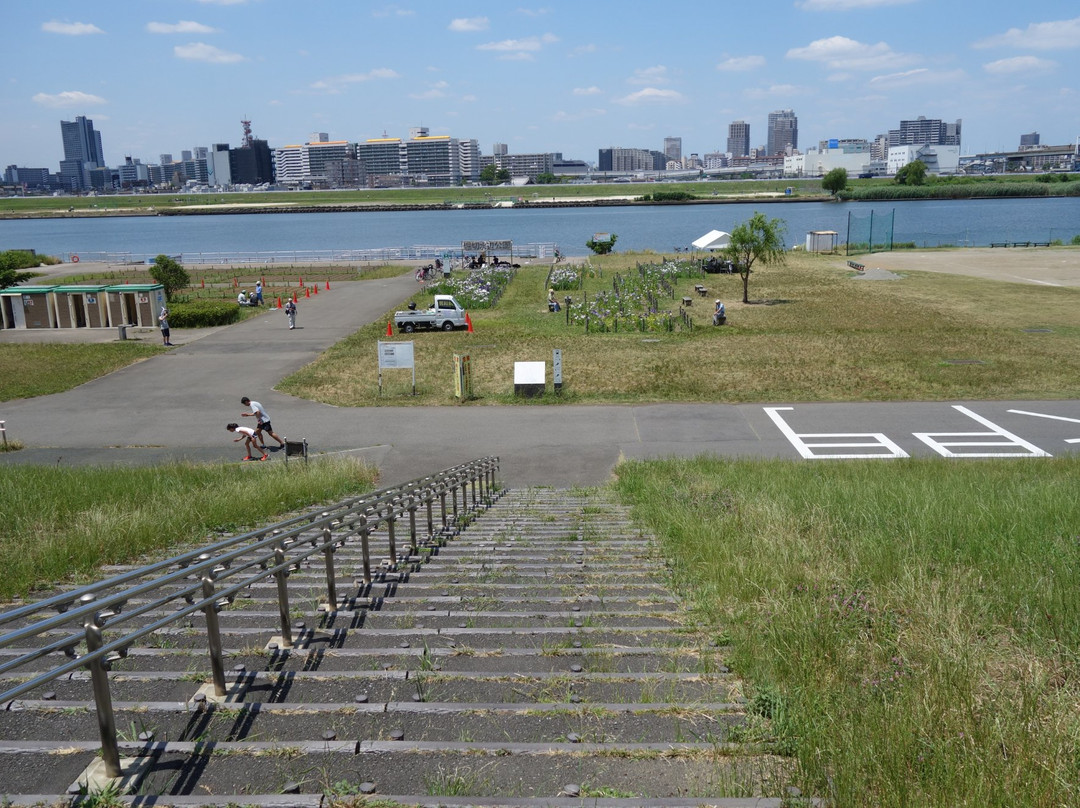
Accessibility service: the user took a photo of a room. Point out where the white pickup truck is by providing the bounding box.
[394,294,468,332]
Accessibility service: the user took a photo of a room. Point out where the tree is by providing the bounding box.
[479,164,498,185]
[535,172,558,185]
[822,167,848,196]
[586,233,617,255]
[723,212,787,304]
[895,159,927,186]
[149,255,190,301]
[0,250,41,290]
[496,167,511,184]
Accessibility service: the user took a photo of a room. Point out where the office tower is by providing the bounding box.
[663,137,682,164]
[59,116,104,190]
[493,143,508,156]
[767,110,798,156]
[727,121,750,157]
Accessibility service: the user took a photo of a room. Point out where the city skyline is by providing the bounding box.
[2,1,1079,170]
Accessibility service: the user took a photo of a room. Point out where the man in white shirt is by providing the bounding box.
[240,396,285,451]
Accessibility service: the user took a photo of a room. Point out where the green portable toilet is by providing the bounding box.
[52,284,111,328]
[105,283,165,328]
[0,285,57,329]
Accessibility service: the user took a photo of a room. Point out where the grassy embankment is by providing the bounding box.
[616,455,1080,808]
[279,250,1080,405]
[0,459,378,602]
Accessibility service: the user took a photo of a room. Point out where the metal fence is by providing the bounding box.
[70,244,559,265]
[0,456,500,779]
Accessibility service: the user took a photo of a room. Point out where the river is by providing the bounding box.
[2,197,1079,259]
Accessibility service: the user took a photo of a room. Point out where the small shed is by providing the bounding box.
[0,285,57,329]
[105,283,165,328]
[692,230,732,251]
[52,284,111,328]
[806,230,839,253]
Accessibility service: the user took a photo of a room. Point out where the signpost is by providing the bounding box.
[378,341,415,396]
[453,354,473,401]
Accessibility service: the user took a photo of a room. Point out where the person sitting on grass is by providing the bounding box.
[226,423,268,461]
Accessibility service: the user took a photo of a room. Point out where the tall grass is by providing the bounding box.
[614,456,1080,807]
[0,458,378,601]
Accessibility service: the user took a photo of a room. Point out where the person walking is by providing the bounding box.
[158,305,173,346]
[284,298,297,329]
[226,423,268,461]
[240,396,285,451]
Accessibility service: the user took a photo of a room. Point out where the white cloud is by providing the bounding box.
[460,94,477,102]
[787,35,916,71]
[42,21,104,35]
[614,87,685,105]
[477,34,556,59]
[553,108,606,121]
[571,43,597,56]
[32,90,107,108]
[309,68,399,93]
[716,55,766,72]
[797,0,916,9]
[983,56,1056,74]
[410,80,449,100]
[147,21,218,34]
[869,67,965,87]
[573,86,602,96]
[174,43,245,63]
[628,65,669,85]
[744,83,804,99]
[449,17,489,32]
[973,17,1080,50]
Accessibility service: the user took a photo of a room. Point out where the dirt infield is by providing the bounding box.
[864,247,1080,288]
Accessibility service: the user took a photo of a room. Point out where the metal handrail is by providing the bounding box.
[0,456,499,779]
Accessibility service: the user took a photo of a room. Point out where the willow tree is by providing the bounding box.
[723,212,787,304]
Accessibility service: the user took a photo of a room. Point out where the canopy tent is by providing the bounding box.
[691,230,731,250]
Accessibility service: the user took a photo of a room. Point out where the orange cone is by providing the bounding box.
[313,284,318,295]
[299,276,303,287]
[305,286,310,298]
[292,292,297,303]
[276,297,282,309]
[233,277,238,288]
[466,312,474,333]
[325,280,330,290]
[201,278,205,288]
[386,321,393,336]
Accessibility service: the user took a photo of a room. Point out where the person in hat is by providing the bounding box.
[548,288,560,312]
[713,299,726,326]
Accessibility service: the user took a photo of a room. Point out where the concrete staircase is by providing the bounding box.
[0,488,801,807]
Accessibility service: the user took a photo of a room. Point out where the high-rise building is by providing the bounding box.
[1019,132,1040,150]
[888,116,962,149]
[494,151,554,180]
[59,115,104,190]
[663,137,682,164]
[492,142,508,157]
[727,121,750,158]
[767,110,798,156]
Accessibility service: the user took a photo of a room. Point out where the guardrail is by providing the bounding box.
[67,245,559,265]
[0,456,499,779]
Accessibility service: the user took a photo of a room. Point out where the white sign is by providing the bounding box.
[378,341,415,369]
[514,361,546,385]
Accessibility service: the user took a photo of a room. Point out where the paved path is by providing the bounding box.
[2,274,1079,486]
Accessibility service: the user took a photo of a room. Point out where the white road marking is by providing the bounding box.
[1007,409,1080,424]
[913,405,1050,458]
[764,407,909,459]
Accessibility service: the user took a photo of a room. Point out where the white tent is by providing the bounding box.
[692,229,731,250]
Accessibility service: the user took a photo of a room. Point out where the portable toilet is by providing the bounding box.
[0,285,57,329]
[51,284,111,328]
[105,283,165,328]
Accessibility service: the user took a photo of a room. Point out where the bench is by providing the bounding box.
[1033,242,1050,247]
[1011,241,1031,248]
[990,242,1008,248]
[846,260,865,271]
[681,296,692,307]
[695,285,709,297]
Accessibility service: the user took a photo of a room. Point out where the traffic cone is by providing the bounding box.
[305,286,310,298]
[276,297,282,309]
[299,276,303,287]
[313,284,318,295]
[325,280,330,290]
[233,277,238,288]
[201,278,205,288]
[292,292,298,303]
[466,312,474,333]
[386,321,393,336]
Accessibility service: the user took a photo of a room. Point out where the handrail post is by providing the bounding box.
[200,572,228,698]
[359,514,372,585]
[451,476,460,529]
[407,496,418,555]
[273,544,294,649]
[386,505,398,564]
[321,527,338,611]
[84,614,122,778]
[438,486,448,534]
[470,469,478,509]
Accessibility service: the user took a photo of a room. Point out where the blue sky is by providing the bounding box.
[3,1,1078,169]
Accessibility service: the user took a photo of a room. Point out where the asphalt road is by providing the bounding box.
[2,273,1078,486]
